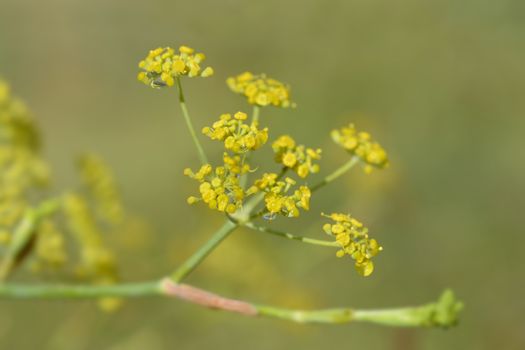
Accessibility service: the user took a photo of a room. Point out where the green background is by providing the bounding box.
[1,0,524,349]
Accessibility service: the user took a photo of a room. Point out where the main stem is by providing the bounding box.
[0,280,461,328]
[176,77,208,165]
[0,281,162,298]
[170,107,262,283]
[170,220,237,282]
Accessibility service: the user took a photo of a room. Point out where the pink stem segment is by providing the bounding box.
[161,278,258,316]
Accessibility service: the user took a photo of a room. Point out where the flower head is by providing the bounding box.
[78,154,124,225]
[202,112,268,153]
[272,135,321,178]
[63,193,118,282]
[137,46,213,88]
[227,72,294,108]
[331,124,388,173]
[184,153,248,214]
[0,80,49,241]
[33,219,68,270]
[322,212,382,276]
[247,174,311,219]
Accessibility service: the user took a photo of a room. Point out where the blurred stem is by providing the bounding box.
[243,222,339,247]
[311,156,359,193]
[252,105,260,123]
[176,77,208,165]
[0,281,162,298]
[0,198,61,282]
[0,279,462,328]
[170,220,237,282]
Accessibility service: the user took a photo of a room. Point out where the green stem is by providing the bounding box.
[243,222,338,247]
[170,220,238,282]
[0,198,61,281]
[0,280,462,328]
[0,281,162,298]
[176,77,208,165]
[311,156,359,193]
[255,289,463,327]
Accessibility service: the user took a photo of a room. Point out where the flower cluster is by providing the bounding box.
[202,112,268,153]
[247,174,311,219]
[227,72,294,108]
[0,80,144,309]
[63,193,118,282]
[184,153,247,214]
[331,124,388,173]
[137,46,213,88]
[63,193,121,310]
[78,154,124,225]
[0,80,49,244]
[272,135,321,178]
[33,220,68,270]
[322,213,382,276]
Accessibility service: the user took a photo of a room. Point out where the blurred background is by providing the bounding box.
[1,0,524,349]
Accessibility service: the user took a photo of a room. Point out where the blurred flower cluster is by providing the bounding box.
[332,123,389,173]
[227,72,294,108]
[0,79,149,309]
[0,80,49,244]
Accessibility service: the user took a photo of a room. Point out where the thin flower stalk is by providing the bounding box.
[176,77,209,165]
[243,222,338,248]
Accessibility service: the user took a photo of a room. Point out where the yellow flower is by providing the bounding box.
[78,154,124,225]
[137,46,213,88]
[322,212,382,277]
[272,135,321,178]
[227,72,294,108]
[247,173,311,219]
[184,154,248,214]
[331,124,388,172]
[202,112,268,153]
[63,193,119,283]
[0,79,49,235]
[32,219,68,270]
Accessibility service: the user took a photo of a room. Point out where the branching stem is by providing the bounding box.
[0,198,61,281]
[170,220,237,282]
[311,156,359,192]
[0,280,462,328]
